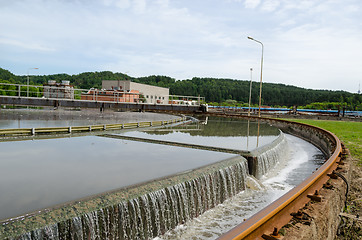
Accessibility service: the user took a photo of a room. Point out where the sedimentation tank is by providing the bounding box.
[0,112,342,239]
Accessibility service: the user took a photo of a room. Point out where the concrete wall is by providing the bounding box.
[281,155,350,240]
[263,118,335,158]
[204,114,347,240]
[0,156,247,239]
[0,113,347,239]
[0,96,203,113]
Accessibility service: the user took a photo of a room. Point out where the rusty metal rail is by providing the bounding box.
[217,115,342,240]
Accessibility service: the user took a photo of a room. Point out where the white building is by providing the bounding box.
[43,80,74,99]
[102,80,169,104]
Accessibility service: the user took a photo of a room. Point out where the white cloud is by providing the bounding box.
[155,0,169,9]
[281,0,316,11]
[132,0,147,14]
[261,0,280,12]
[0,0,361,92]
[101,0,130,8]
[244,0,261,9]
[279,19,296,27]
[0,38,56,52]
[115,0,131,9]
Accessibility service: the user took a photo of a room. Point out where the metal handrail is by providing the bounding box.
[0,118,184,137]
[0,82,205,105]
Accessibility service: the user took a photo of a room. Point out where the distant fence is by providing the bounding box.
[0,83,204,106]
[209,105,361,117]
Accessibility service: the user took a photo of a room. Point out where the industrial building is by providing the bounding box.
[81,89,140,103]
[43,80,74,99]
[102,80,169,104]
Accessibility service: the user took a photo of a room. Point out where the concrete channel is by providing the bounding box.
[207,113,346,240]
[0,113,347,240]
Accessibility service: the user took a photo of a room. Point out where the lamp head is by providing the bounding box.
[247,36,254,40]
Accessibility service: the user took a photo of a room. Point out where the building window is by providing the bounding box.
[151,96,153,99]
[146,95,149,98]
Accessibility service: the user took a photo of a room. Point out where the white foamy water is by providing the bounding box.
[156,134,324,240]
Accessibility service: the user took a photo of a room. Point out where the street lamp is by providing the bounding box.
[248,68,253,116]
[27,67,39,97]
[247,36,264,117]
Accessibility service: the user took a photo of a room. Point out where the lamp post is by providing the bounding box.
[248,68,253,116]
[27,67,39,97]
[247,36,264,117]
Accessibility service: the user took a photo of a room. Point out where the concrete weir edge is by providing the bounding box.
[204,113,346,240]
[1,114,347,239]
[0,154,247,239]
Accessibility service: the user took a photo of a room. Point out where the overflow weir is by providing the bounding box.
[0,117,287,239]
[100,130,288,180]
[1,156,249,239]
[208,113,343,240]
[0,114,342,240]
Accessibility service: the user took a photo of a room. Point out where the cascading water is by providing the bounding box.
[12,160,248,240]
[0,115,326,240]
[250,132,289,179]
[157,134,324,240]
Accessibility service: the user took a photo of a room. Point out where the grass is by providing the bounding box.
[288,119,362,239]
[288,119,362,165]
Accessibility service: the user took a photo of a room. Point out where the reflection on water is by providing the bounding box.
[0,111,325,240]
[122,117,280,151]
[0,109,179,129]
[0,136,236,221]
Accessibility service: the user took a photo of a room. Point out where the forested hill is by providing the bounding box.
[0,68,361,108]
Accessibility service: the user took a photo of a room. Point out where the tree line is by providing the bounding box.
[0,68,361,110]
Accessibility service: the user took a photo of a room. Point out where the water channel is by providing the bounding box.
[0,109,324,239]
[119,117,280,151]
[156,134,324,239]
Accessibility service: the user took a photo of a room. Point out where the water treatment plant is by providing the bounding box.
[0,108,346,240]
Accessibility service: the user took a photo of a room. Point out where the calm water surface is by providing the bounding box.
[0,135,238,221]
[121,117,280,151]
[0,109,179,129]
[0,110,324,238]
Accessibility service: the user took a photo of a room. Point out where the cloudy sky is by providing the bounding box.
[1,0,361,93]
